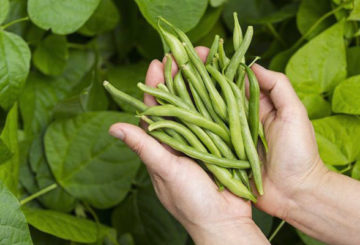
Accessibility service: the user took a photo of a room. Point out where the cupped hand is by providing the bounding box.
[109,47,268,245]
[249,64,328,218]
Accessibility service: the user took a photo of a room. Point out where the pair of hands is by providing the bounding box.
[109,47,328,244]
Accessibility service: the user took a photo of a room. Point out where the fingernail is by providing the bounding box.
[109,127,125,140]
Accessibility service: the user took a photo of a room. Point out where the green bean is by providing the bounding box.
[103,81,188,144]
[225,26,253,81]
[158,23,189,66]
[189,83,211,120]
[228,79,263,195]
[157,83,169,92]
[182,64,227,128]
[248,56,261,67]
[206,35,220,65]
[164,54,175,94]
[141,105,231,143]
[241,64,259,146]
[148,120,206,152]
[138,83,191,109]
[103,81,147,111]
[173,72,195,109]
[233,12,243,51]
[207,65,246,160]
[213,55,220,72]
[149,131,250,169]
[259,122,268,152]
[233,169,250,190]
[218,38,230,70]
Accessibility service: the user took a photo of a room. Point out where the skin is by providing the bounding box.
[110,47,360,245]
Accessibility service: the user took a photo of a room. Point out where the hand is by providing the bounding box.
[249,64,328,218]
[109,48,269,245]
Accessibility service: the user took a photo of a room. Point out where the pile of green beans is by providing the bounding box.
[103,12,268,202]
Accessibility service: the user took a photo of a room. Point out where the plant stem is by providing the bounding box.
[267,23,286,47]
[269,220,286,242]
[2,17,29,29]
[20,183,58,206]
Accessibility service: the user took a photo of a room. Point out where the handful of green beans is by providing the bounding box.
[103,13,268,202]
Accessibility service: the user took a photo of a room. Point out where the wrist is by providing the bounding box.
[186,218,269,245]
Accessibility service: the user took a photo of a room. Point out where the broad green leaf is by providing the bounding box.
[332,75,360,115]
[112,170,187,245]
[269,48,294,72]
[298,93,331,119]
[349,0,360,20]
[0,104,19,195]
[44,112,140,209]
[29,136,76,212]
[352,160,360,180]
[33,35,68,76]
[79,0,120,36]
[252,207,273,236]
[250,2,299,24]
[222,0,274,29]
[188,6,223,43]
[0,30,31,110]
[0,0,9,25]
[0,138,13,164]
[80,71,109,112]
[347,46,360,77]
[312,115,360,165]
[286,21,346,94]
[210,0,226,7]
[23,206,113,243]
[27,0,101,35]
[19,51,95,138]
[297,0,334,39]
[0,181,32,245]
[25,24,46,46]
[134,0,208,32]
[297,230,325,245]
[107,63,147,113]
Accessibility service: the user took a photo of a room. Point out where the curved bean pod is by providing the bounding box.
[173,72,195,109]
[206,35,220,65]
[164,54,175,94]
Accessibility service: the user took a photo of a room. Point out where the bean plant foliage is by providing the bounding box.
[0,0,359,244]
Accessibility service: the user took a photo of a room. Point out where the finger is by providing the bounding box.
[144,59,164,106]
[251,64,304,113]
[109,123,177,178]
[194,46,210,63]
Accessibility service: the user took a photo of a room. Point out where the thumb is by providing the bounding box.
[109,123,176,178]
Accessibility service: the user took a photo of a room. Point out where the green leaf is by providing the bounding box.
[44,112,140,209]
[0,138,13,164]
[312,115,360,166]
[3,0,28,36]
[346,46,360,77]
[296,0,334,39]
[188,6,223,43]
[250,2,299,24]
[286,21,346,94]
[352,160,360,180]
[19,51,95,138]
[269,48,294,72]
[332,75,360,115]
[0,0,9,25]
[298,93,331,119]
[252,207,273,236]
[33,35,68,76]
[112,170,187,245]
[80,71,109,112]
[0,104,19,195]
[349,0,360,20]
[79,0,120,36]
[107,63,147,113]
[222,0,274,29]
[210,0,226,8]
[297,230,325,245]
[0,30,31,110]
[23,206,113,243]
[29,136,76,212]
[134,0,208,32]
[0,180,32,245]
[27,0,101,35]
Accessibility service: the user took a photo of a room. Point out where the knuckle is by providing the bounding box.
[131,141,146,158]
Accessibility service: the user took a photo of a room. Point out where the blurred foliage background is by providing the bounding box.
[0,0,359,244]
